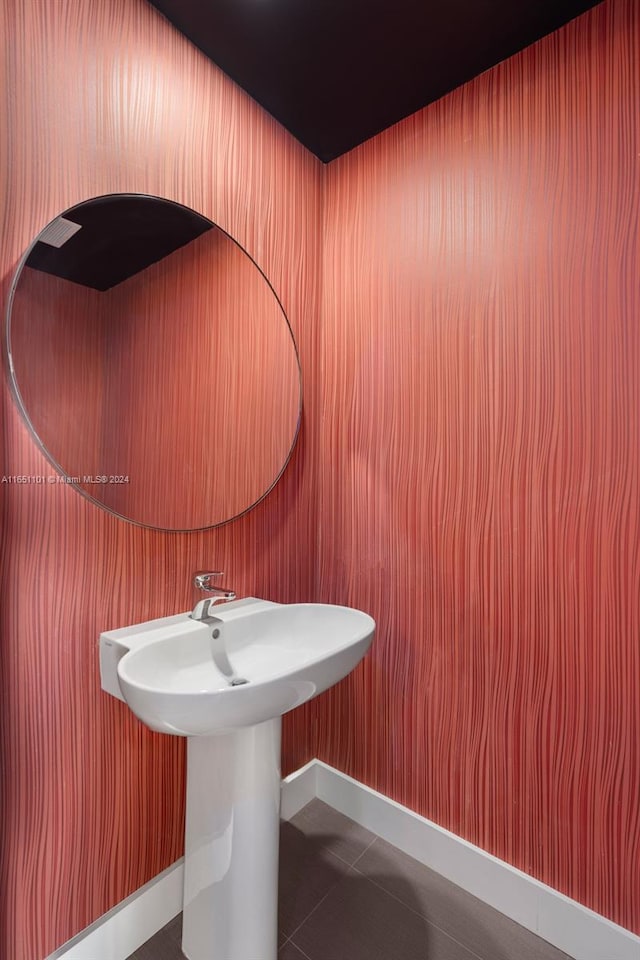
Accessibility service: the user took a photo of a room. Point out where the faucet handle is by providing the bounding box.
[193,571,224,592]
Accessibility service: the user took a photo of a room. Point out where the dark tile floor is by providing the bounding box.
[128,799,572,960]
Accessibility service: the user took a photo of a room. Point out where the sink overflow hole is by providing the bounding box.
[230,677,249,686]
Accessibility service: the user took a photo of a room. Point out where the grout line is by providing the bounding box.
[284,938,314,960]
[281,822,380,947]
[316,835,377,871]
[285,888,336,943]
[284,861,355,944]
[286,847,484,960]
[348,861,491,960]
[349,855,570,959]
[349,834,378,870]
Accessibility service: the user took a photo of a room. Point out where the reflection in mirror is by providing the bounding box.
[6,195,301,530]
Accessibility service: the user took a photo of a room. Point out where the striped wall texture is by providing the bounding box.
[10,269,107,485]
[1,0,639,957]
[102,227,300,528]
[315,0,640,935]
[0,1,321,957]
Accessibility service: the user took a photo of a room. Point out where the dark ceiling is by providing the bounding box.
[149,0,602,163]
[27,196,213,291]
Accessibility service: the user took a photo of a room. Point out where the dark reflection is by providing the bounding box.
[26,195,213,290]
[6,194,301,531]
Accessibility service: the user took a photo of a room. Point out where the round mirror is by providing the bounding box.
[5,195,301,531]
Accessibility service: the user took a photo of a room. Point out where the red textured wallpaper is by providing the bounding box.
[10,268,107,477]
[0,1,320,957]
[315,0,640,934]
[102,228,300,528]
[2,0,639,955]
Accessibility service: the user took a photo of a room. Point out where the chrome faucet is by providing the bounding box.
[189,572,247,685]
[190,571,236,621]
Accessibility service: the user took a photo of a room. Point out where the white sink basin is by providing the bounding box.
[114,601,374,736]
[99,597,374,960]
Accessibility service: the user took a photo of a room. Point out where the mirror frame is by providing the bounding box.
[4,193,303,532]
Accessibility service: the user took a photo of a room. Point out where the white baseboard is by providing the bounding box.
[47,759,640,960]
[46,764,318,960]
[46,859,184,960]
[280,758,318,820]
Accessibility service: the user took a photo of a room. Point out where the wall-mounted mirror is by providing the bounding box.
[5,195,301,531]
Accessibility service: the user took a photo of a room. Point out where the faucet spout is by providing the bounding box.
[188,574,247,685]
[190,592,236,621]
[190,571,236,621]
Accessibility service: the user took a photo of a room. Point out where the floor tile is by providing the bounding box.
[279,940,311,959]
[288,798,376,866]
[127,916,185,959]
[291,869,478,960]
[355,838,573,960]
[128,811,575,960]
[278,818,351,940]
[163,914,183,944]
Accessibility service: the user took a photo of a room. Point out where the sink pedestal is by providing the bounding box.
[100,601,375,957]
[182,718,281,960]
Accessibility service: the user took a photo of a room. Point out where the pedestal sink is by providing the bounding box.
[99,598,375,960]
